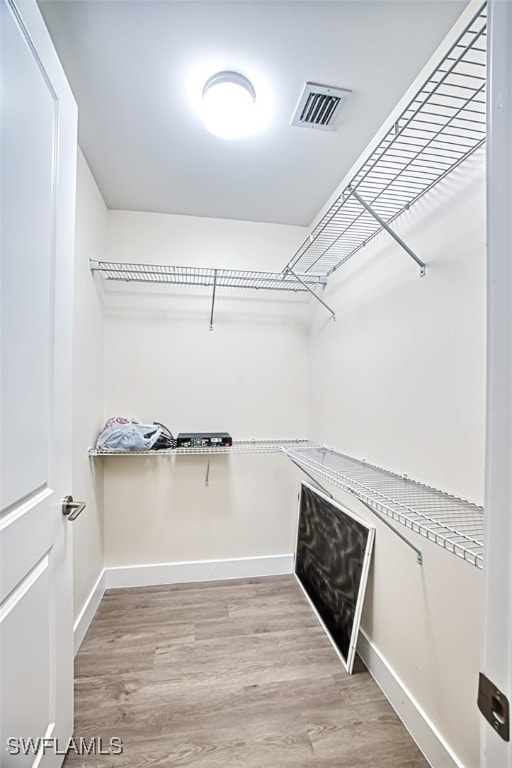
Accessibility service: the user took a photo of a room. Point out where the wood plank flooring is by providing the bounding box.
[65,575,429,767]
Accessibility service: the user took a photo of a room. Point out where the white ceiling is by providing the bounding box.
[38,0,469,226]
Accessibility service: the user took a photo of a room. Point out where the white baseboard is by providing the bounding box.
[357,630,466,768]
[73,569,106,656]
[104,554,294,590]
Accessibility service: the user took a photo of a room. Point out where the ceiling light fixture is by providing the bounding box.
[201,71,257,140]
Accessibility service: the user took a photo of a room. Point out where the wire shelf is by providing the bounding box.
[90,261,326,291]
[90,7,487,295]
[283,445,484,568]
[89,439,313,457]
[91,438,484,566]
[285,3,487,276]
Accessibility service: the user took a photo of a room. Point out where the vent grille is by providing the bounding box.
[291,83,351,130]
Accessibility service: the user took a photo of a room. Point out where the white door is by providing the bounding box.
[0,0,77,766]
[481,1,512,766]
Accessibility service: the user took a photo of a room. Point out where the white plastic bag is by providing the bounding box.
[96,418,162,452]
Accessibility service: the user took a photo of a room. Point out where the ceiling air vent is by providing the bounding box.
[291,82,351,131]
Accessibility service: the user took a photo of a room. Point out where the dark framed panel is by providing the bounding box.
[294,483,375,673]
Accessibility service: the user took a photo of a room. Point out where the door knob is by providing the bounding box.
[62,495,86,521]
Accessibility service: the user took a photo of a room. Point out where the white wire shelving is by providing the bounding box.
[284,3,487,278]
[91,437,484,568]
[89,7,487,568]
[90,5,487,321]
[90,261,326,291]
[90,261,329,326]
[283,444,484,569]
[88,438,313,457]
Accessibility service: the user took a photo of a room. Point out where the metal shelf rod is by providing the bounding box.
[289,456,423,564]
[285,4,487,278]
[358,498,423,565]
[90,260,327,292]
[283,446,483,568]
[288,456,335,497]
[209,268,217,331]
[285,266,336,321]
[89,439,314,457]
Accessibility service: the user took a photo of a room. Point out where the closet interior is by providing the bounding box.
[67,2,490,767]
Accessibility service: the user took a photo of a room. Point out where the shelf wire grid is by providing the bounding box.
[91,438,484,567]
[90,261,325,291]
[283,445,484,568]
[89,439,314,457]
[285,3,487,276]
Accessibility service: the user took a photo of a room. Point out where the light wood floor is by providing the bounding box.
[65,575,429,767]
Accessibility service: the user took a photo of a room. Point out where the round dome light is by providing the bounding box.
[201,71,256,140]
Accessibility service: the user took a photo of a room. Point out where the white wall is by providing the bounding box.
[308,151,486,768]
[72,150,107,620]
[309,151,486,503]
[79,130,485,768]
[106,209,306,272]
[104,453,302,568]
[102,211,309,568]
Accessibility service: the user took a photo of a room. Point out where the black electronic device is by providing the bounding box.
[176,432,232,448]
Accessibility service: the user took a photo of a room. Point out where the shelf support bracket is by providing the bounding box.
[287,457,336,499]
[357,498,423,565]
[348,187,426,277]
[209,269,218,331]
[286,453,423,565]
[285,267,336,321]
